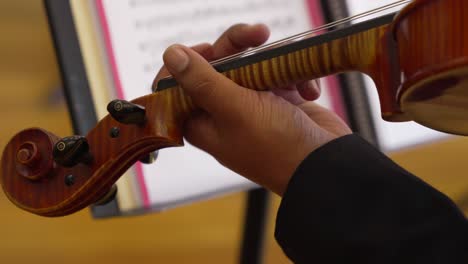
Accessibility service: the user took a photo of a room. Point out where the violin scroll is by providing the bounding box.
[0,87,193,216]
[7,128,59,182]
[1,127,119,216]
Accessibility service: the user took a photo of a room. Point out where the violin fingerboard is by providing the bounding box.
[221,23,406,118]
[222,24,389,91]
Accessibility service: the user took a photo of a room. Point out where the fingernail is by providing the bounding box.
[298,80,321,100]
[164,45,189,73]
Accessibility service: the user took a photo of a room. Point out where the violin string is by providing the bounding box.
[210,0,411,66]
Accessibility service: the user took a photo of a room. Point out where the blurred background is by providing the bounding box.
[1,1,467,264]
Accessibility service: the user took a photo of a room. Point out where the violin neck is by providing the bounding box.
[157,12,404,119]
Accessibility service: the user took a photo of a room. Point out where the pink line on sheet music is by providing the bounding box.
[95,0,151,209]
[305,0,348,122]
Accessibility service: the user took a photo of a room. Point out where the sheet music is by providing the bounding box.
[346,0,450,151]
[98,0,337,208]
[100,0,317,99]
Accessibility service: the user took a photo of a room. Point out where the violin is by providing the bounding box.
[2,0,467,216]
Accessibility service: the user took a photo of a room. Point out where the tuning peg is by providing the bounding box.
[107,99,146,125]
[139,151,159,164]
[53,136,92,167]
[93,185,118,206]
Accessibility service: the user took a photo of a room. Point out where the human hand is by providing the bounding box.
[156,24,351,196]
[153,24,320,102]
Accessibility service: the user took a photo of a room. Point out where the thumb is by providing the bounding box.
[163,44,250,121]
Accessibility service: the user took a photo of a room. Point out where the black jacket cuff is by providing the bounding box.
[275,134,467,263]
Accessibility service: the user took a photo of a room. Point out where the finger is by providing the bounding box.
[279,84,297,90]
[156,43,213,79]
[299,102,351,136]
[212,23,270,58]
[152,43,213,90]
[271,88,306,105]
[163,44,249,120]
[192,43,215,60]
[297,79,321,101]
[184,111,220,155]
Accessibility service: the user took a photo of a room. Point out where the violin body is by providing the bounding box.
[2,0,468,216]
[395,0,468,134]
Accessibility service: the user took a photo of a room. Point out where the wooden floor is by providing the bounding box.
[0,2,467,263]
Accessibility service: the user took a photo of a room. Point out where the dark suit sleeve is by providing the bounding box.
[275,134,468,263]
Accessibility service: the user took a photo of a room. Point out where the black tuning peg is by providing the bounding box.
[53,136,92,167]
[93,185,118,206]
[139,151,159,164]
[107,99,146,125]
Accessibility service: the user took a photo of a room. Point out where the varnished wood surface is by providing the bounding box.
[1,87,196,217]
[157,0,468,133]
[395,0,468,135]
[159,19,401,119]
[0,1,467,264]
[0,1,399,217]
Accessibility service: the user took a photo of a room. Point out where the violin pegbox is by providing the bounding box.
[0,88,192,216]
[0,127,109,216]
